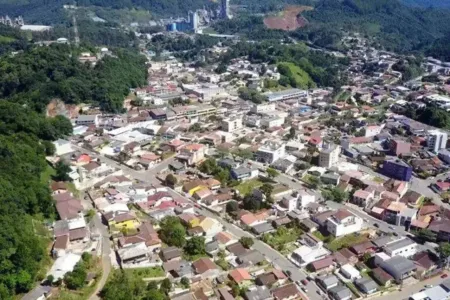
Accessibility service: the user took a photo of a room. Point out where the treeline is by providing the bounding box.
[0,101,72,300]
[404,105,450,129]
[0,44,147,112]
[148,34,219,54]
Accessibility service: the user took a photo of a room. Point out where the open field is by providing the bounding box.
[264,6,313,31]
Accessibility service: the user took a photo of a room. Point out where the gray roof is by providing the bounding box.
[245,286,271,300]
[372,235,395,247]
[232,166,252,176]
[77,114,97,121]
[252,222,275,235]
[329,285,352,300]
[384,238,415,253]
[441,279,450,291]
[22,285,52,300]
[321,172,340,180]
[384,256,416,275]
[238,249,265,265]
[206,241,219,253]
[318,275,339,288]
[355,277,378,293]
[271,159,293,170]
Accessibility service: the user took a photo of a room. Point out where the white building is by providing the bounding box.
[290,244,330,267]
[319,143,341,169]
[341,264,361,280]
[364,125,383,137]
[47,253,81,281]
[221,117,243,132]
[383,237,417,258]
[261,116,285,128]
[427,129,448,153]
[297,190,316,209]
[251,103,276,114]
[76,114,99,126]
[53,139,73,156]
[256,141,286,164]
[326,209,363,237]
[264,88,308,102]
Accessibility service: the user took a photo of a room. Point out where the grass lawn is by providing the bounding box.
[313,230,335,243]
[67,182,80,198]
[326,233,368,252]
[262,226,303,251]
[161,151,175,160]
[235,179,264,196]
[183,252,209,262]
[40,165,56,185]
[0,35,16,43]
[123,266,165,280]
[372,176,385,183]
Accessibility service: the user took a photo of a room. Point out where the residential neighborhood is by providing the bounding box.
[23,30,450,300]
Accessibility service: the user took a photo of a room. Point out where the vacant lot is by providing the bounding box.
[327,233,368,251]
[264,6,312,31]
[235,179,264,196]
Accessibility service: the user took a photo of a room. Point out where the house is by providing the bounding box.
[308,256,335,272]
[214,231,236,247]
[290,244,330,267]
[192,258,220,278]
[240,213,259,227]
[399,190,423,206]
[227,242,248,257]
[372,267,394,287]
[117,243,149,264]
[329,286,352,300]
[105,212,139,231]
[271,283,301,300]
[161,246,182,261]
[47,253,82,281]
[326,209,363,237]
[118,222,161,251]
[340,264,361,280]
[352,189,374,208]
[177,144,206,165]
[245,286,272,300]
[255,270,287,287]
[183,180,206,196]
[237,250,265,266]
[350,241,376,257]
[428,219,450,242]
[376,255,417,283]
[317,274,339,290]
[412,251,439,277]
[383,237,417,258]
[194,188,213,200]
[216,287,236,300]
[231,166,259,181]
[252,222,275,236]
[311,210,335,227]
[229,268,252,286]
[333,248,358,266]
[53,139,73,155]
[51,181,68,195]
[198,217,222,237]
[22,285,53,300]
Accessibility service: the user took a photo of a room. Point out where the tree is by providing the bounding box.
[165,174,178,186]
[144,289,166,300]
[308,176,321,189]
[239,237,254,249]
[184,236,206,256]
[226,201,239,213]
[266,168,279,179]
[189,123,201,132]
[287,127,296,140]
[54,160,72,182]
[160,278,172,295]
[323,187,348,203]
[180,277,190,288]
[418,229,437,242]
[159,216,186,247]
[260,183,274,203]
[45,275,54,286]
[362,252,372,264]
[64,261,87,290]
[243,194,263,211]
[199,158,218,174]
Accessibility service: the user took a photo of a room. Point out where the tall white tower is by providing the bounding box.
[221,0,231,19]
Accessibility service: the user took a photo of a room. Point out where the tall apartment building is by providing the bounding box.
[427,129,448,153]
[319,143,340,168]
[255,141,286,164]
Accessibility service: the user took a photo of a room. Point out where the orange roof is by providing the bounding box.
[240,213,257,226]
[215,232,234,244]
[229,268,252,283]
[184,144,203,151]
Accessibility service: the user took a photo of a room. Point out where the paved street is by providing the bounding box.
[375,273,447,300]
[89,214,111,300]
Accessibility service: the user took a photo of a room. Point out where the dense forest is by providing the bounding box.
[0,101,73,300]
[400,0,450,7]
[0,43,147,112]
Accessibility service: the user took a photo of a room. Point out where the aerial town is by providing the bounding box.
[22,21,450,300]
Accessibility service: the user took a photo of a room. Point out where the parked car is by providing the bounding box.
[373,223,379,228]
[425,285,433,288]
[301,287,308,293]
[301,279,308,285]
[441,274,448,278]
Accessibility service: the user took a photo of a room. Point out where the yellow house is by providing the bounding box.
[179,213,200,228]
[183,180,206,196]
[108,212,140,231]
